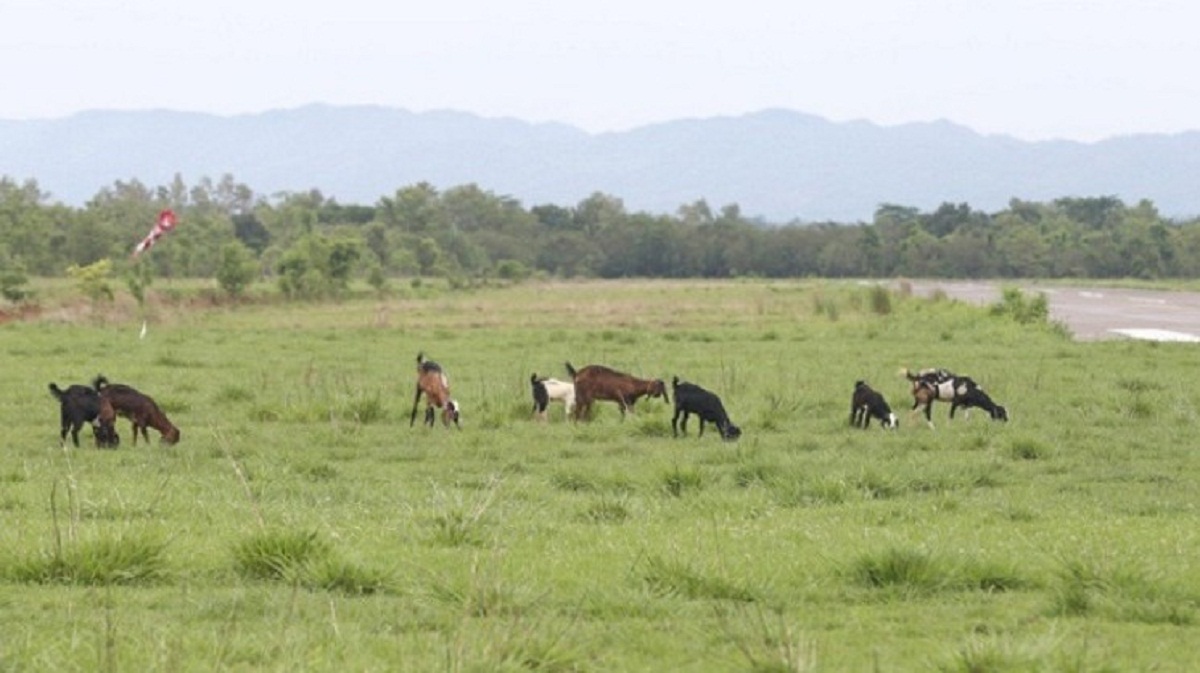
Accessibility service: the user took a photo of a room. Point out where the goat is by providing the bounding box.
[48,382,119,448]
[904,368,1008,428]
[411,353,461,428]
[93,376,181,445]
[671,376,741,440]
[565,362,669,421]
[530,373,575,421]
[850,380,898,429]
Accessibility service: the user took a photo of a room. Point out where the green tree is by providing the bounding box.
[216,241,259,297]
[574,192,626,238]
[377,183,445,234]
[414,237,445,277]
[0,253,30,302]
[277,235,330,299]
[326,237,363,291]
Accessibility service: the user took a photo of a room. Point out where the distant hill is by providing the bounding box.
[3,104,1199,222]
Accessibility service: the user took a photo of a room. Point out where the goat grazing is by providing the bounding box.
[850,380,898,429]
[411,353,461,428]
[94,376,181,445]
[48,382,119,448]
[530,373,575,421]
[565,362,669,421]
[904,368,1008,428]
[671,376,741,440]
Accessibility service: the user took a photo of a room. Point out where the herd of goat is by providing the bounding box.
[414,353,1008,440]
[48,356,1008,449]
[48,375,180,449]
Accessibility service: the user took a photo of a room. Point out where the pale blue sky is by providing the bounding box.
[5,0,1198,141]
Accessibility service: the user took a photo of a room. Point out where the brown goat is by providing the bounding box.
[93,376,180,445]
[410,353,461,428]
[565,362,669,421]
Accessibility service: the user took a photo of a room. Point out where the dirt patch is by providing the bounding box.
[0,304,43,324]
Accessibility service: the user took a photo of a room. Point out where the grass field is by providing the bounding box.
[2,279,1198,672]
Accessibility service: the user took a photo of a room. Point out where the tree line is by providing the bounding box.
[3,174,1199,300]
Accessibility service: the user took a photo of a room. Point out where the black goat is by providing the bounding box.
[48,382,119,448]
[850,380,898,429]
[670,377,741,440]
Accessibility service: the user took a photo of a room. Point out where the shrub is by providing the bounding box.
[990,287,1049,325]
[495,259,530,282]
[66,259,115,303]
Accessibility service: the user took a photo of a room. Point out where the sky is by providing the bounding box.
[5,0,1199,142]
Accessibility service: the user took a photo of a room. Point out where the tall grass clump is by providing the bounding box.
[812,292,840,321]
[10,534,168,586]
[303,556,395,596]
[579,495,631,524]
[232,528,332,582]
[342,389,387,424]
[936,637,1040,673]
[867,284,893,315]
[1047,558,1196,625]
[639,554,757,602]
[660,465,705,497]
[426,478,501,547]
[714,603,817,673]
[1007,438,1050,461]
[850,547,943,593]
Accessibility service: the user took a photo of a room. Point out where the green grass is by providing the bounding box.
[1,278,1198,671]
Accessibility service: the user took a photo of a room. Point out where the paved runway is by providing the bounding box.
[901,282,1200,342]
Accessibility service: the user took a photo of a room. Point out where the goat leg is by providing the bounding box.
[409,386,423,427]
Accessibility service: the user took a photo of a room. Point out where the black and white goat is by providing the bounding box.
[905,368,1008,428]
[850,380,898,429]
[670,376,741,440]
[530,373,576,421]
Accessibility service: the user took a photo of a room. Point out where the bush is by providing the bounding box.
[66,259,115,303]
[495,259,530,282]
[990,287,1049,325]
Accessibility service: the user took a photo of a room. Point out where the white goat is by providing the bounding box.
[530,373,576,420]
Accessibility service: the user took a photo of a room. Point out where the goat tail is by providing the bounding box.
[564,362,577,379]
[93,374,110,391]
[900,367,918,381]
[416,352,425,365]
[48,383,64,399]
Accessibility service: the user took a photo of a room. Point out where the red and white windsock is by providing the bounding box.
[133,209,179,257]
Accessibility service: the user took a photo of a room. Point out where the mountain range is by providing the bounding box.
[3,104,1199,223]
